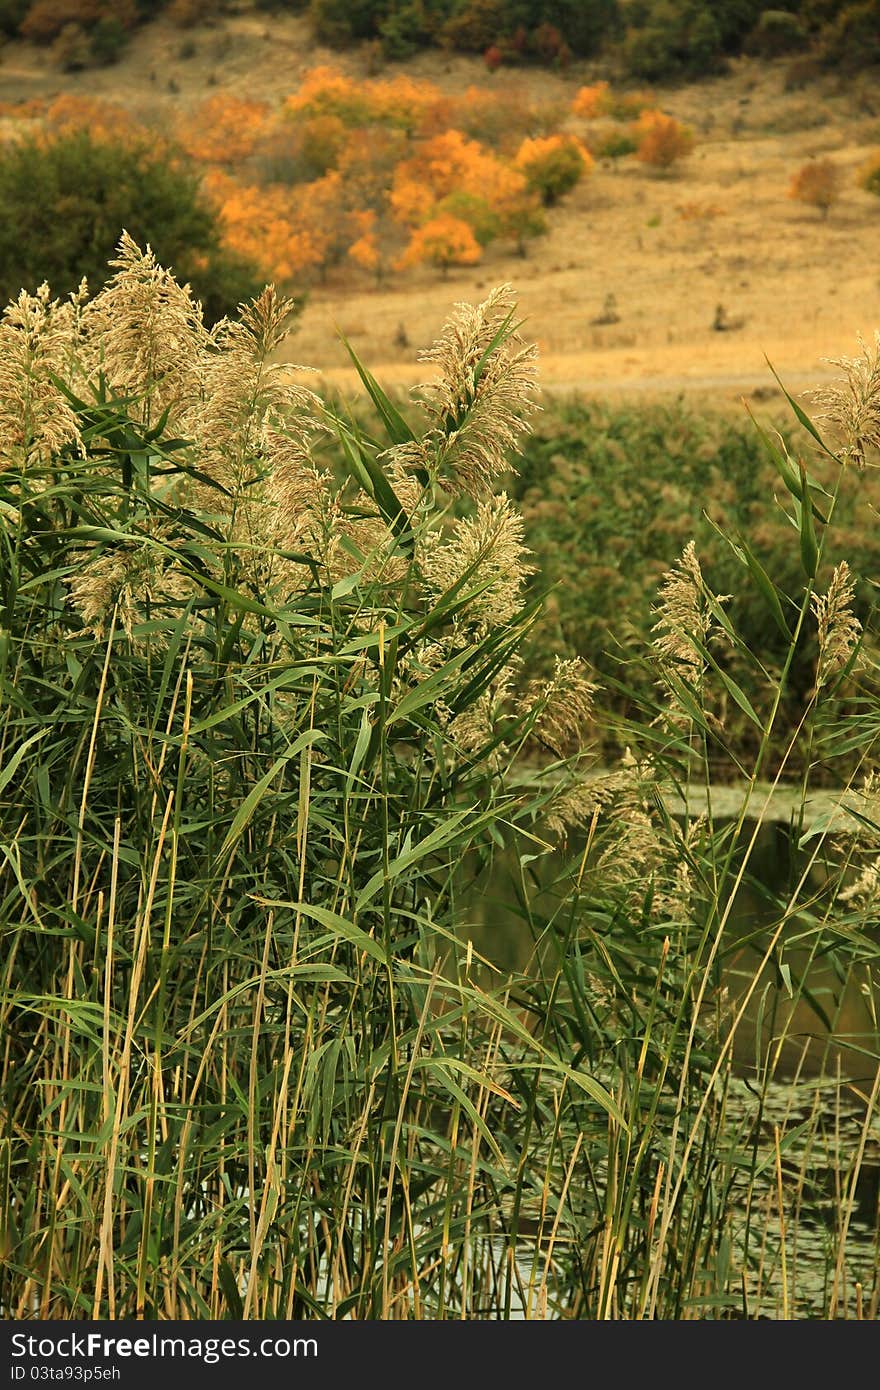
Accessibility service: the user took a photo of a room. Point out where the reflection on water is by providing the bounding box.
[455,805,880,1318]
[459,811,880,1077]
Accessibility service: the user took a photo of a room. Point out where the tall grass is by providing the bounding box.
[506,393,880,774]
[1,246,878,1318]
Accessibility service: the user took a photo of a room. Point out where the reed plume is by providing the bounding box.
[810,331,880,470]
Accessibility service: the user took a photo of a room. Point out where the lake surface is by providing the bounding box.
[456,785,880,1318]
[460,781,880,1075]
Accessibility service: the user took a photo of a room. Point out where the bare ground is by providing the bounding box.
[1,4,878,405]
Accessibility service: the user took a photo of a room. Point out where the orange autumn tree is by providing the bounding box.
[571,82,611,118]
[789,158,840,218]
[44,93,143,145]
[205,165,376,287]
[296,170,366,280]
[347,208,384,281]
[285,66,444,135]
[337,134,409,276]
[367,74,444,134]
[575,86,656,122]
[4,62,602,296]
[396,213,481,276]
[203,170,322,283]
[283,66,372,125]
[391,128,544,255]
[635,110,694,170]
[514,134,592,206]
[176,94,274,167]
[336,128,407,211]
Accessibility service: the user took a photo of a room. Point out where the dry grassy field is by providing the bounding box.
[1,5,878,403]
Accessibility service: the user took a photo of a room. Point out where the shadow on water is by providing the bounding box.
[457,810,880,1081]
[455,802,880,1316]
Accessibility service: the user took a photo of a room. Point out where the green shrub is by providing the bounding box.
[818,0,880,67]
[623,1,726,80]
[88,11,130,61]
[378,0,432,56]
[18,0,138,43]
[435,190,500,245]
[517,136,589,205]
[745,7,809,54]
[0,263,628,1319]
[304,0,622,57]
[515,0,621,55]
[0,132,264,324]
[50,17,89,64]
[0,0,28,35]
[308,0,383,44]
[440,0,505,50]
[593,128,639,162]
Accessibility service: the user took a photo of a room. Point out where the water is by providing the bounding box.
[455,788,880,1318]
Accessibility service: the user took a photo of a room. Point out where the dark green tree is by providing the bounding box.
[0,132,264,324]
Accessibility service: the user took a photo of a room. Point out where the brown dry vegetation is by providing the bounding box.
[0,2,878,403]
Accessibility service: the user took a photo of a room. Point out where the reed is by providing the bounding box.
[1,245,878,1318]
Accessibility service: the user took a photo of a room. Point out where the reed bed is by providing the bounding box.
[1,244,878,1318]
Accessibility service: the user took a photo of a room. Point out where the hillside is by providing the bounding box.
[1,4,878,402]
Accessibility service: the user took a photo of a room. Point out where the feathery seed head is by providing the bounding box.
[264,415,334,555]
[651,541,723,670]
[840,859,880,913]
[544,774,611,839]
[83,232,209,429]
[811,561,862,686]
[810,332,880,469]
[67,522,193,645]
[419,492,532,630]
[191,285,315,508]
[410,285,540,500]
[0,282,83,474]
[527,655,599,757]
[596,752,663,889]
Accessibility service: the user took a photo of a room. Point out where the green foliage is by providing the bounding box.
[436,189,500,245]
[308,0,384,44]
[621,0,879,77]
[817,0,880,67]
[0,132,263,324]
[506,0,622,55]
[5,0,877,78]
[88,11,129,61]
[378,0,433,56]
[0,270,628,1320]
[2,258,880,1319]
[8,0,875,80]
[745,7,809,55]
[622,0,727,80]
[508,397,880,773]
[18,0,138,45]
[0,0,29,35]
[499,195,548,251]
[50,18,90,65]
[594,128,639,162]
[440,0,505,50]
[307,0,620,57]
[520,139,587,205]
